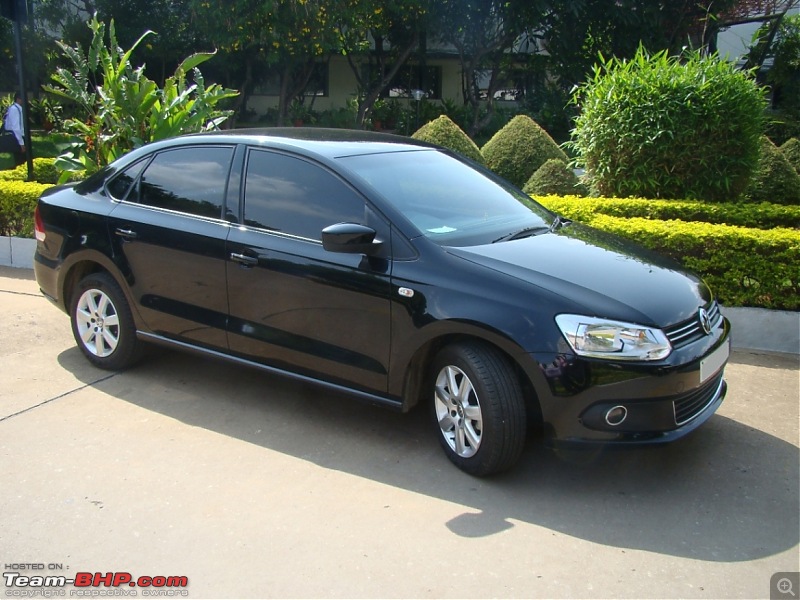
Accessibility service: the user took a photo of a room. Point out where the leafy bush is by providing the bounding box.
[765,111,800,146]
[0,181,52,237]
[745,136,800,205]
[569,47,766,201]
[481,114,567,188]
[29,97,64,132]
[781,138,800,174]
[0,158,62,184]
[412,115,484,164]
[536,195,800,229]
[522,159,584,196]
[45,15,237,181]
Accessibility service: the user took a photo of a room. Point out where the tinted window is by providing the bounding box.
[244,150,365,241]
[136,147,233,219]
[106,159,147,201]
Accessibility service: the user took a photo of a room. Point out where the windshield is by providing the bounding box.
[338,150,553,246]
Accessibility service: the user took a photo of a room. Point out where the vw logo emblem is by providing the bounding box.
[698,308,712,335]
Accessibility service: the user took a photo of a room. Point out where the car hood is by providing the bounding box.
[446,224,711,327]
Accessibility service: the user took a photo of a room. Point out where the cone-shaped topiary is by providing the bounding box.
[746,136,800,205]
[481,115,567,188]
[523,158,585,197]
[780,137,800,174]
[412,115,485,165]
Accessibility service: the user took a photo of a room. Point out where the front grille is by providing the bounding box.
[664,301,722,348]
[673,373,724,425]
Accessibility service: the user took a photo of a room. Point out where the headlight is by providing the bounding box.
[555,315,672,361]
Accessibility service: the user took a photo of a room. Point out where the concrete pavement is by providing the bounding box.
[1,266,798,599]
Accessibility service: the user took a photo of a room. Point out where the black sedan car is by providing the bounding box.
[33,128,730,476]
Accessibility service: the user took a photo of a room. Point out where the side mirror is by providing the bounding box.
[322,222,382,255]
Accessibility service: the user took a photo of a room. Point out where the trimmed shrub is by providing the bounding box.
[523,159,585,197]
[588,215,799,310]
[569,47,766,201]
[535,195,800,229]
[781,137,800,174]
[0,158,61,184]
[0,180,53,237]
[531,196,800,310]
[481,114,567,188]
[745,136,800,205]
[412,115,485,165]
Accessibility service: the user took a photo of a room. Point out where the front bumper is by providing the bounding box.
[533,316,731,446]
[551,375,727,447]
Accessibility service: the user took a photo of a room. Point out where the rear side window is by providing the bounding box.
[106,159,147,201]
[243,150,365,241]
[132,146,234,219]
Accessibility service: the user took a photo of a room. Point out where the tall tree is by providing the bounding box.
[333,0,430,128]
[189,0,341,125]
[436,0,550,136]
[542,0,742,89]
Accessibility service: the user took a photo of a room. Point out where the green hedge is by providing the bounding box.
[0,158,61,184]
[536,195,800,310]
[535,195,800,229]
[0,180,53,237]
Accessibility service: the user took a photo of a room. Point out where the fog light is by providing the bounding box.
[605,405,628,426]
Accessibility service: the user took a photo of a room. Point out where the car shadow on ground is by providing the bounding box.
[57,345,799,563]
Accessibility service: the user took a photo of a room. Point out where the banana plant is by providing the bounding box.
[45,15,238,182]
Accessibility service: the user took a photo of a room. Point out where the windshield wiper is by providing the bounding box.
[492,225,549,244]
[548,215,572,233]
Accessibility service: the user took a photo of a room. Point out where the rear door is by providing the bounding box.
[107,144,235,349]
[225,148,393,394]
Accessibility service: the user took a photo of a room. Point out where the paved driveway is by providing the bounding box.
[1,266,798,599]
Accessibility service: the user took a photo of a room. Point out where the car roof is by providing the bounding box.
[175,127,439,159]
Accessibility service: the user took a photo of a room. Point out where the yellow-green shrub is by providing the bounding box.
[0,181,53,237]
[536,195,800,229]
[534,195,799,310]
[0,158,61,184]
[588,215,798,310]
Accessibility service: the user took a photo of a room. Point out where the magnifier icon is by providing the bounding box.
[777,578,796,597]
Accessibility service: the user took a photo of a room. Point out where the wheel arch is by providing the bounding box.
[58,251,146,331]
[400,329,544,426]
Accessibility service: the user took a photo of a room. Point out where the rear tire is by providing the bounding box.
[70,272,142,370]
[430,342,526,476]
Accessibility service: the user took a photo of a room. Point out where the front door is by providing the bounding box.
[226,148,392,394]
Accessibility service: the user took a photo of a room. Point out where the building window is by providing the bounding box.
[364,64,442,99]
[253,62,329,97]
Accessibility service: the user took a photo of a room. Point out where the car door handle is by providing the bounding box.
[115,228,138,239]
[230,252,259,266]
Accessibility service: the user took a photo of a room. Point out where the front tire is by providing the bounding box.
[70,272,142,370]
[430,342,526,476]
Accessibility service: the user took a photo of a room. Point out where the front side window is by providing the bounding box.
[133,146,233,219]
[243,150,365,241]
